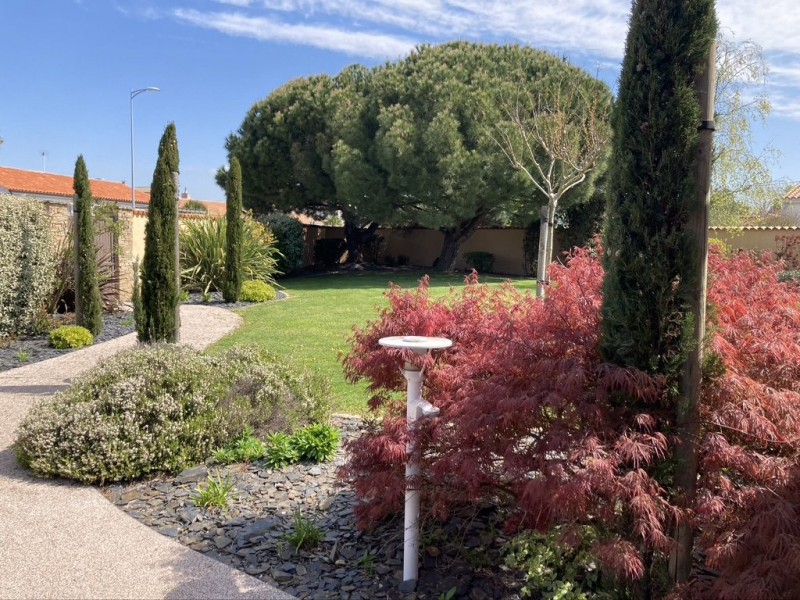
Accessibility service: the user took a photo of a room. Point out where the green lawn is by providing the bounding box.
[211,270,536,415]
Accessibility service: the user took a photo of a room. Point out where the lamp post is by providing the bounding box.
[130,87,160,211]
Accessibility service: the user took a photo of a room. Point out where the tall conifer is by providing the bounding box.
[139,124,179,343]
[73,155,103,336]
[600,0,717,587]
[222,157,243,303]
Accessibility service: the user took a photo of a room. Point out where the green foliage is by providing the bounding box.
[73,155,104,337]
[285,510,324,551]
[16,350,30,363]
[181,199,208,213]
[290,423,340,462]
[463,251,495,274]
[213,427,266,464]
[0,195,56,338]
[223,157,244,302]
[601,0,717,374]
[240,280,276,303]
[260,214,305,275]
[140,123,180,343]
[49,325,93,349]
[132,260,146,341]
[711,32,782,226]
[314,238,346,268]
[264,432,300,469]
[505,527,622,600]
[180,217,280,295]
[15,345,329,484]
[192,472,236,509]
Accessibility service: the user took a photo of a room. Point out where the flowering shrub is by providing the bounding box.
[16,345,329,484]
[0,195,56,337]
[342,246,800,597]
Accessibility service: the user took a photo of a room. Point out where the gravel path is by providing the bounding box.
[105,415,523,600]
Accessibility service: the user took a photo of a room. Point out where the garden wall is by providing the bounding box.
[305,225,800,275]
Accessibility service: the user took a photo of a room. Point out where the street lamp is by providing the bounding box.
[130,87,160,211]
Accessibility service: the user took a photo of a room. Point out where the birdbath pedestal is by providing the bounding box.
[378,335,453,592]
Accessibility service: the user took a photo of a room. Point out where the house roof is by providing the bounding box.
[785,183,800,201]
[180,199,226,216]
[0,165,150,204]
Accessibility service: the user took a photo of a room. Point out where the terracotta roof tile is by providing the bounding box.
[785,183,800,201]
[0,166,149,204]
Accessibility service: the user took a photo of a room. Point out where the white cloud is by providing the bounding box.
[171,0,800,117]
[173,9,416,59]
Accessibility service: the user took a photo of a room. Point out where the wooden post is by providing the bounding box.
[172,171,181,343]
[672,41,716,583]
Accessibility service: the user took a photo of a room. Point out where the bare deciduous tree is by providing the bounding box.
[494,85,611,296]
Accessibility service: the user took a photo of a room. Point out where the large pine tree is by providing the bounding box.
[139,123,180,343]
[222,157,243,303]
[600,0,717,586]
[73,155,103,336]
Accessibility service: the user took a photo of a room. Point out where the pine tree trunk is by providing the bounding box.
[343,218,378,264]
[435,216,482,272]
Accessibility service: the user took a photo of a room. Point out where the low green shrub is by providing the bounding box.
[464,251,495,274]
[192,472,236,509]
[505,526,623,600]
[15,345,330,484]
[49,325,94,349]
[260,214,305,275]
[214,427,266,465]
[314,238,346,268]
[285,510,324,551]
[264,432,300,469]
[240,280,277,303]
[291,423,340,462]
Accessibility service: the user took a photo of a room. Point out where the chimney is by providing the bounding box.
[181,187,190,200]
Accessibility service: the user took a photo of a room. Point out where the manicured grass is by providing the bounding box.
[211,270,536,415]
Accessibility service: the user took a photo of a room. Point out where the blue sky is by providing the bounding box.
[1,0,798,203]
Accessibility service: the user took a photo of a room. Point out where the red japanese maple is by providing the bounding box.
[341,246,800,597]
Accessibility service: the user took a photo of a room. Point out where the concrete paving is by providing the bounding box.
[0,305,293,600]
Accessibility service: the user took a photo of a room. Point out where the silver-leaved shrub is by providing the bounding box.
[15,345,329,484]
[0,195,56,337]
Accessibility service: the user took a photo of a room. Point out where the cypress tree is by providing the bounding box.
[600,0,717,587]
[601,0,716,373]
[140,124,179,343]
[73,155,103,336]
[222,157,243,303]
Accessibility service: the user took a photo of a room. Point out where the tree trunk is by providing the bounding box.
[343,218,378,264]
[545,200,557,273]
[671,41,716,584]
[536,205,549,298]
[435,216,482,272]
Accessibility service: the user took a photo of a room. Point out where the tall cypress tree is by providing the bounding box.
[140,124,179,343]
[600,0,717,587]
[222,157,243,303]
[73,155,103,336]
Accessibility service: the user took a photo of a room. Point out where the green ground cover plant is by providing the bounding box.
[240,280,277,303]
[192,472,236,509]
[211,271,535,414]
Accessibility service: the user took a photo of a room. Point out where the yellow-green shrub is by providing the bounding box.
[49,325,94,349]
[240,280,277,302]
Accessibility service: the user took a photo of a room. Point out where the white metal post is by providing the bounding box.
[378,335,452,592]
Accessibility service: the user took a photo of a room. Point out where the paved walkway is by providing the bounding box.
[0,305,293,600]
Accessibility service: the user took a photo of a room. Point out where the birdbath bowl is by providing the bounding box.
[378,335,453,356]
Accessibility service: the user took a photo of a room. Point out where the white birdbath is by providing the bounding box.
[378,335,453,591]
